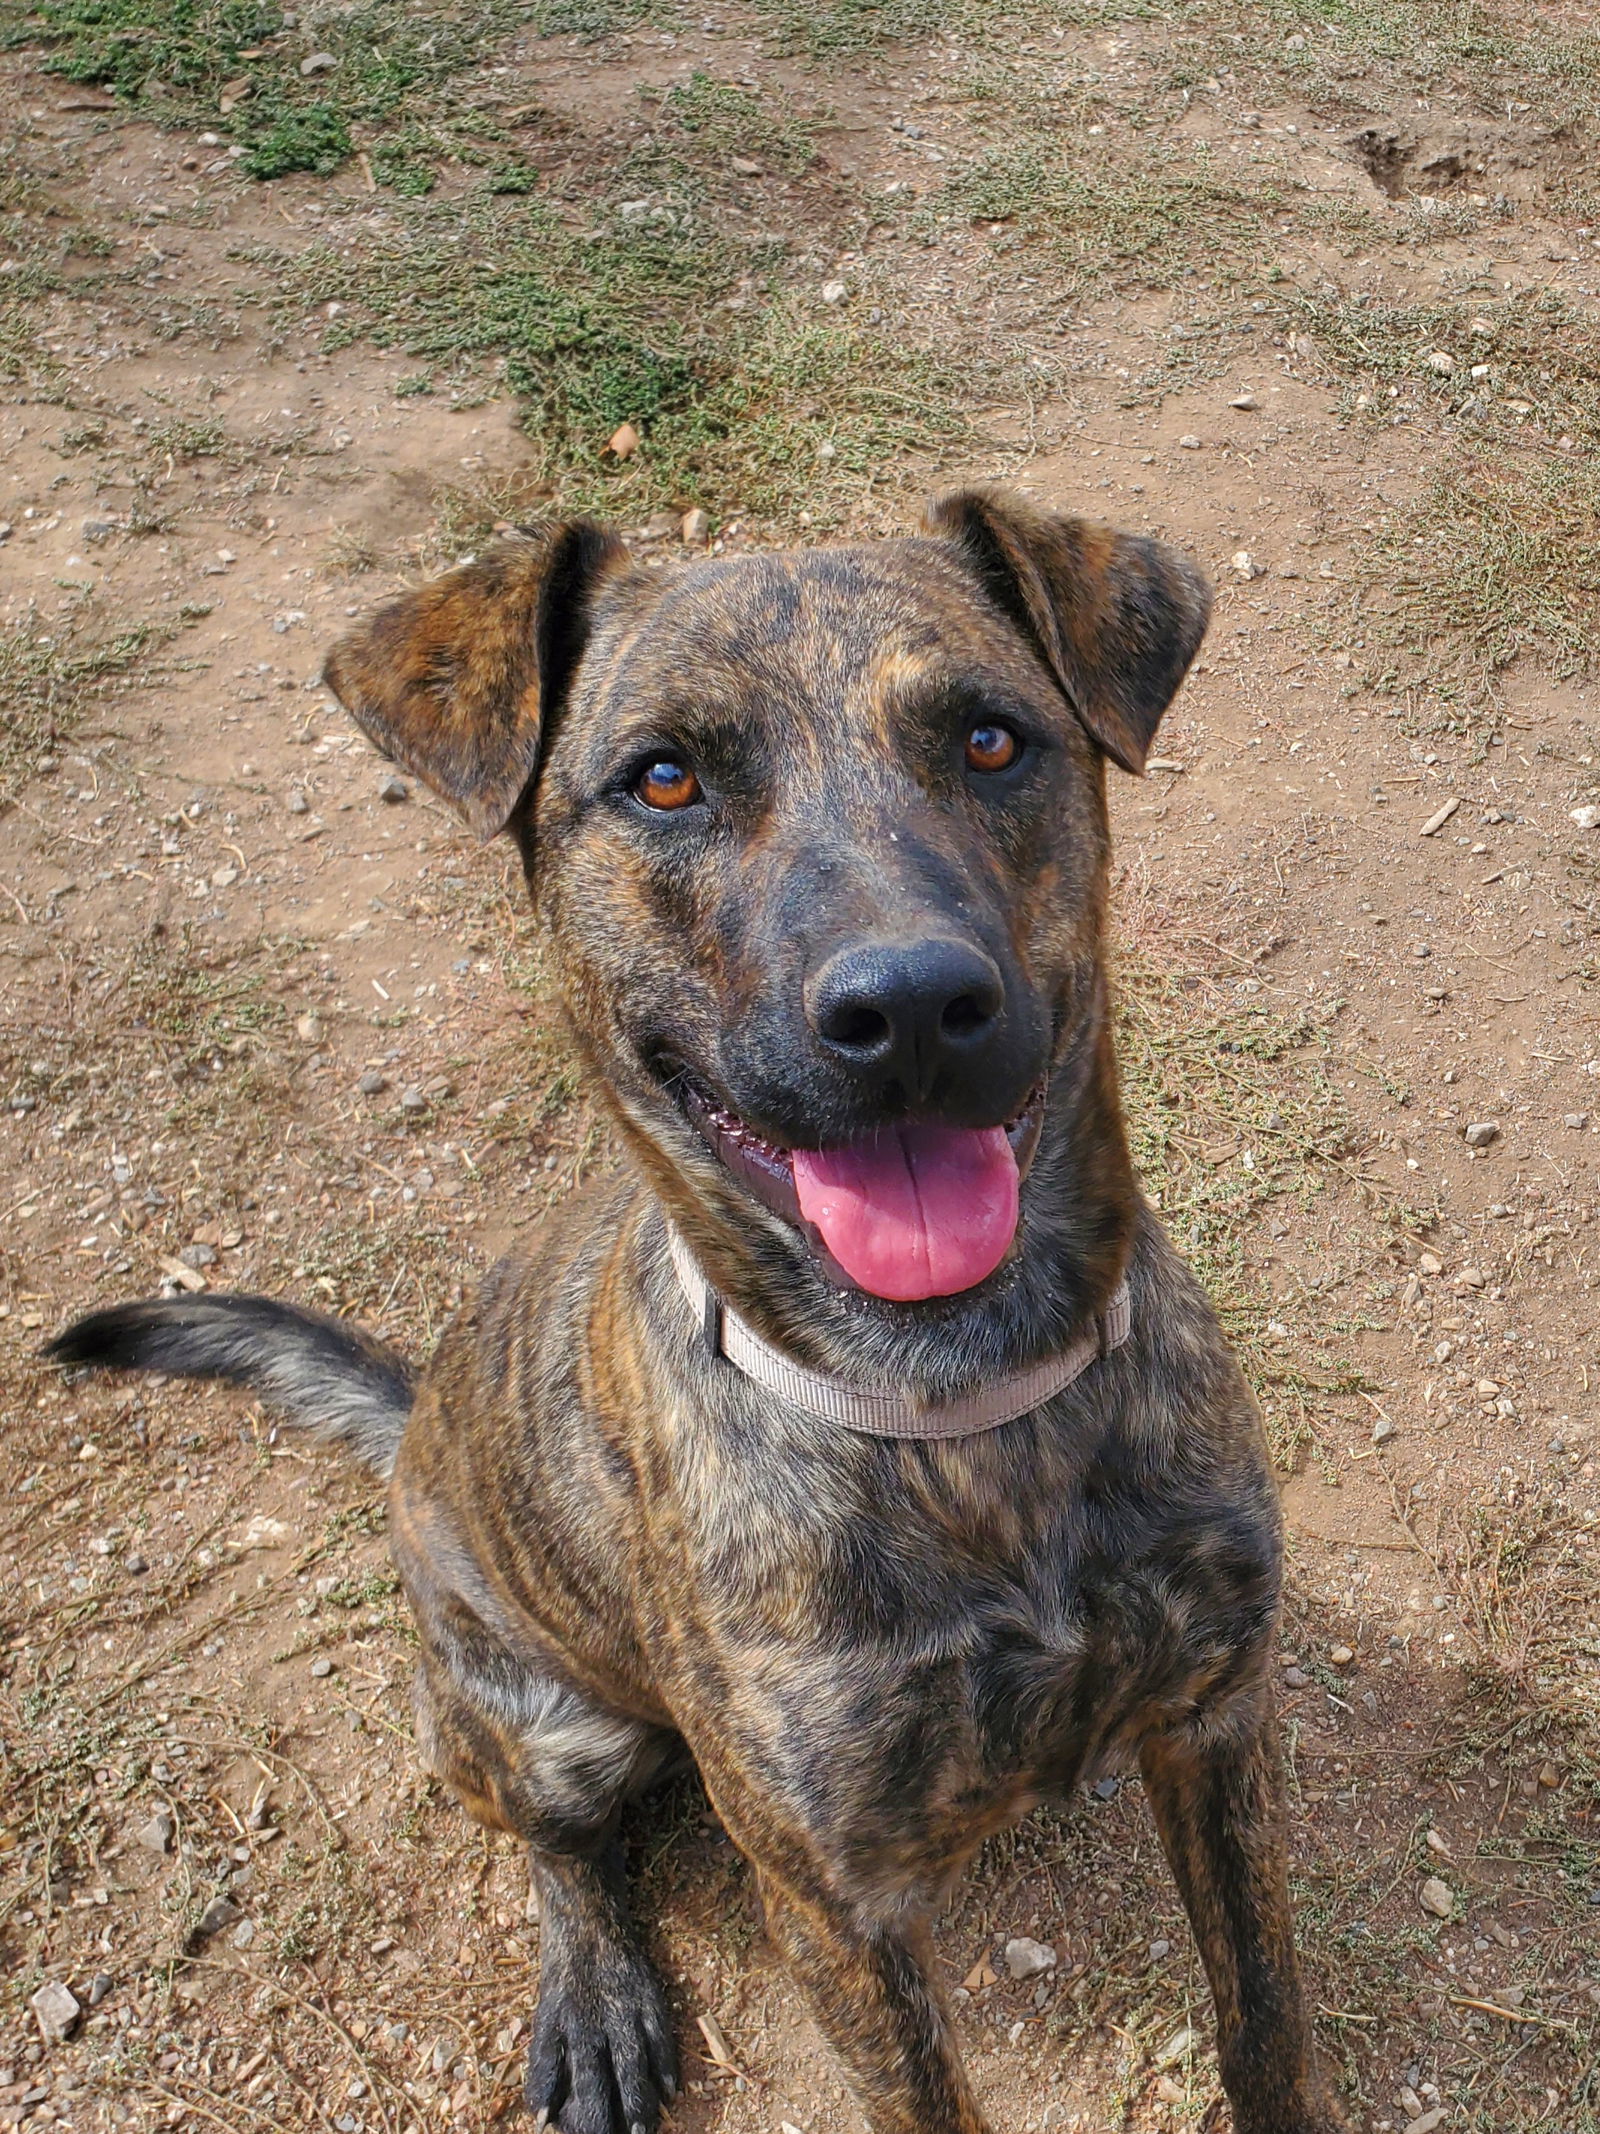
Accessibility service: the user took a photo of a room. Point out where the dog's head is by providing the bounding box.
[325,490,1208,1378]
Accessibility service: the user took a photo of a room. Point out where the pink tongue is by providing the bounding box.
[792,1124,1020,1302]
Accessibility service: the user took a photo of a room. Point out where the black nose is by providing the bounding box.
[806,936,1005,1103]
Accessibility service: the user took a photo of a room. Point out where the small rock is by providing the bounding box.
[1564,1112,1588,1129]
[400,1086,427,1113]
[30,1982,79,2046]
[820,279,848,304]
[286,790,310,815]
[1283,1666,1311,1689]
[1228,390,1258,409]
[230,1918,256,1951]
[1419,796,1461,837]
[135,1810,175,1854]
[1371,1416,1396,1444]
[1231,550,1264,580]
[1572,805,1600,830]
[1417,1250,1443,1276]
[300,51,338,74]
[124,1551,148,1575]
[1453,1266,1486,1290]
[1003,1936,1057,1981]
[195,1896,240,1938]
[179,1242,217,1271]
[1178,433,1202,450]
[607,422,640,459]
[1425,351,1456,374]
[378,775,409,804]
[1148,1939,1171,1961]
[1538,1761,1561,1788]
[1398,2088,1425,2122]
[1155,2026,1196,2069]
[1329,1644,1354,1666]
[1404,2112,1445,2134]
[1426,1828,1452,1857]
[680,507,710,546]
[1419,1876,1454,1919]
[86,1974,114,2008]
[1155,2075,1187,2104]
[295,1013,324,1045]
[1462,1120,1499,1148]
[730,155,762,176]
[210,866,238,889]
[310,1656,335,1679]
[357,1070,389,1096]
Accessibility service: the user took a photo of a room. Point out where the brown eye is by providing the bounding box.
[965,721,1020,774]
[634,758,702,811]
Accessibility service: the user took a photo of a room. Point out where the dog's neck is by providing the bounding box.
[647,966,1141,1402]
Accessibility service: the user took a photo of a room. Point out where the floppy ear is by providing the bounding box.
[925,486,1211,775]
[321,520,626,840]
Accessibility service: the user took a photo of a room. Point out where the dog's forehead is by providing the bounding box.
[594,540,1031,695]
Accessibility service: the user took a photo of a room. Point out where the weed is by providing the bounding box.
[941,142,1279,296]
[283,178,972,527]
[650,70,816,172]
[0,614,169,795]
[1364,452,1600,712]
[15,0,527,187]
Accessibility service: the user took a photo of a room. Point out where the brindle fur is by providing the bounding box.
[54,490,1346,2133]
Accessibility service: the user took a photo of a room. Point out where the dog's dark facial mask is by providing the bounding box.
[325,491,1209,1351]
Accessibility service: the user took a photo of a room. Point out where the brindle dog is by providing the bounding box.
[51,489,1346,2134]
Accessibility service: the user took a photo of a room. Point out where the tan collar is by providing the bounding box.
[667,1225,1130,1441]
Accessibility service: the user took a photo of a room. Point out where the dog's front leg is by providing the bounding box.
[751,1865,989,2134]
[1139,1691,1348,2134]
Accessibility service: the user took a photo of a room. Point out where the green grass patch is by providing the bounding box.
[649,69,816,172]
[282,177,972,526]
[12,0,528,185]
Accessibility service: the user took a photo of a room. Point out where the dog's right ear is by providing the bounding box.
[322,521,626,841]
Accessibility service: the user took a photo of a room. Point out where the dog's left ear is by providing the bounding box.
[322,520,627,840]
[926,486,1211,775]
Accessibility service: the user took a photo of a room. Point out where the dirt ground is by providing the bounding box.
[1,4,1598,2131]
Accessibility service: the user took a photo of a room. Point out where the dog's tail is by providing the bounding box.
[45,1293,413,1478]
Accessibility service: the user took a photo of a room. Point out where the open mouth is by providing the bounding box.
[677,1076,1045,1303]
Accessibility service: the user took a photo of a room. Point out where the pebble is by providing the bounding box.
[87,1974,113,2008]
[310,1657,335,1679]
[1155,2075,1186,2104]
[30,1983,79,2046]
[400,1086,428,1113]
[1231,550,1264,580]
[1228,390,1258,409]
[287,791,310,815]
[607,422,640,460]
[1003,1936,1056,1981]
[1564,1112,1588,1129]
[378,775,409,804]
[1155,2025,1196,2069]
[680,507,710,546]
[1419,1876,1454,1919]
[124,1551,148,1575]
[1178,433,1202,450]
[300,50,338,73]
[230,1918,255,1951]
[1454,1266,1485,1290]
[210,866,238,889]
[820,279,848,304]
[1570,805,1600,830]
[1462,1120,1499,1148]
[1329,1645,1354,1666]
[1283,1666,1310,1688]
[296,1013,324,1045]
[1426,350,1455,373]
[195,1896,241,1938]
[357,1070,389,1096]
[135,1810,175,1854]
[730,155,763,176]
[1404,2113,1445,2134]
[180,1241,217,1270]
[1419,796,1460,837]
[1417,1250,1443,1275]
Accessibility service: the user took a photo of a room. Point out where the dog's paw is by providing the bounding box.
[523,1953,677,2134]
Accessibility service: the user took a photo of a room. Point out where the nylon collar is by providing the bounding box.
[667,1226,1130,1441]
